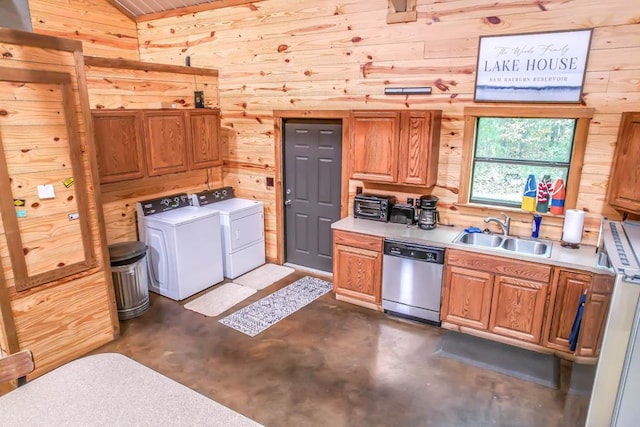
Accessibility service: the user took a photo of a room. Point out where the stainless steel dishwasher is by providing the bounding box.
[382,239,445,325]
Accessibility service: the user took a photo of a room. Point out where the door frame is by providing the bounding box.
[273,110,350,265]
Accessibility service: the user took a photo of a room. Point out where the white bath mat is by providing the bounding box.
[233,263,295,290]
[184,283,257,317]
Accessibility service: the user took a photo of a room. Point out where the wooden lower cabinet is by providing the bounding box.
[443,249,552,346]
[576,273,614,357]
[332,230,383,306]
[441,266,493,330]
[544,269,591,351]
[489,275,548,343]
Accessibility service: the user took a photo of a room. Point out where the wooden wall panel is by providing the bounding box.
[29,0,139,61]
[100,168,222,245]
[84,63,219,110]
[136,0,640,256]
[0,31,117,376]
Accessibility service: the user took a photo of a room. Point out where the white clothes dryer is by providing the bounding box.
[137,193,223,301]
[192,188,265,279]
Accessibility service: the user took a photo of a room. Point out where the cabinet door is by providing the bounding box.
[349,111,400,183]
[186,109,222,169]
[544,269,591,351]
[489,275,548,343]
[442,265,493,330]
[607,112,640,214]
[398,111,441,186]
[143,110,188,176]
[332,230,383,304]
[576,274,614,357]
[92,110,144,183]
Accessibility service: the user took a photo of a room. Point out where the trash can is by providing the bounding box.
[108,241,149,320]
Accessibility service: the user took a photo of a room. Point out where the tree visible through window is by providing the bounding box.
[459,106,594,213]
[470,117,576,207]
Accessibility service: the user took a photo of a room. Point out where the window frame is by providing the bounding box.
[459,106,595,214]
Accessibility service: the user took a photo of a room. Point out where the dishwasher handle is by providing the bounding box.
[383,240,445,264]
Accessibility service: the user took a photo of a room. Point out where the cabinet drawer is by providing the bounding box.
[446,249,552,283]
[333,230,383,252]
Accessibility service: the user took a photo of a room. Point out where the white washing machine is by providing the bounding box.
[192,188,265,279]
[137,193,223,301]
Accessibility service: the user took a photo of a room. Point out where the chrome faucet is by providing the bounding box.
[484,213,511,236]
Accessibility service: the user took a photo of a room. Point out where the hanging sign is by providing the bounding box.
[474,29,593,103]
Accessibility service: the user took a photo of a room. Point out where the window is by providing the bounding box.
[459,107,594,212]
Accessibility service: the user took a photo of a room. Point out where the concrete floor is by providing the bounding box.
[94,270,589,427]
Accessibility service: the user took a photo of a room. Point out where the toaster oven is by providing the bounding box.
[354,194,396,222]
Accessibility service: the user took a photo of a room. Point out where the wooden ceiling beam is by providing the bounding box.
[136,0,264,23]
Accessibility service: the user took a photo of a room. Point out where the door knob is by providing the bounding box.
[284,199,292,206]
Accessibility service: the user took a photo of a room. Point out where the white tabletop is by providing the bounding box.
[0,353,262,427]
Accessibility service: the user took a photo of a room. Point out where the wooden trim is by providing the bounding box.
[104,0,137,22]
[136,0,264,22]
[457,114,477,204]
[0,67,97,291]
[0,257,20,354]
[464,106,595,119]
[273,117,284,265]
[0,68,71,85]
[60,75,96,268]
[564,116,591,211]
[73,52,120,336]
[84,56,219,78]
[0,28,83,53]
[273,110,350,265]
[335,293,383,312]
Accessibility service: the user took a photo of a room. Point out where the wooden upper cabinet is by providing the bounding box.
[607,112,640,214]
[350,111,400,183]
[349,110,441,186]
[543,269,591,352]
[143,110,188,176]
[398,110,441,186]
[186,109,222,170]
[489,275,548,343]
[92,110,144,184]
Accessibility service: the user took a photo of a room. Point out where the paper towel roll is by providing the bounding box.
[562,209,585,244]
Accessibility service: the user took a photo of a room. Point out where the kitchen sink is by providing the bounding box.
[453,232,552,258]
[501,237,550,256]
[455,232,503,247]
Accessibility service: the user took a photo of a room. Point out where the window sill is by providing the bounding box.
[454,202,566,219]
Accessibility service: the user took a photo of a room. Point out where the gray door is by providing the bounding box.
[284,120,342,272]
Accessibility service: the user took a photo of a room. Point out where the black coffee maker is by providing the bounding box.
[418,195,439,230]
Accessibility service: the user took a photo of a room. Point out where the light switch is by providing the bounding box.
[37,184,55,199]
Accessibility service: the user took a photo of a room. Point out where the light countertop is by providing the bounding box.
[332,217,612,275]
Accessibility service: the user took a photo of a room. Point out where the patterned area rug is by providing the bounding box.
[233,263,295,290]
[184,283,257,317]
[219,276,332,337]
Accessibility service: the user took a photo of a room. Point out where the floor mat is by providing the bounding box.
[219,276,332,337]
[233,263,295,290]
[184,283,256,317]
[436,331,560,388]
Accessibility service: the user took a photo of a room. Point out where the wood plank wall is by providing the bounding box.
[84,60,223,244]
[29,0,140,60]
[135,0,640,256]
[0,32,117,377]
